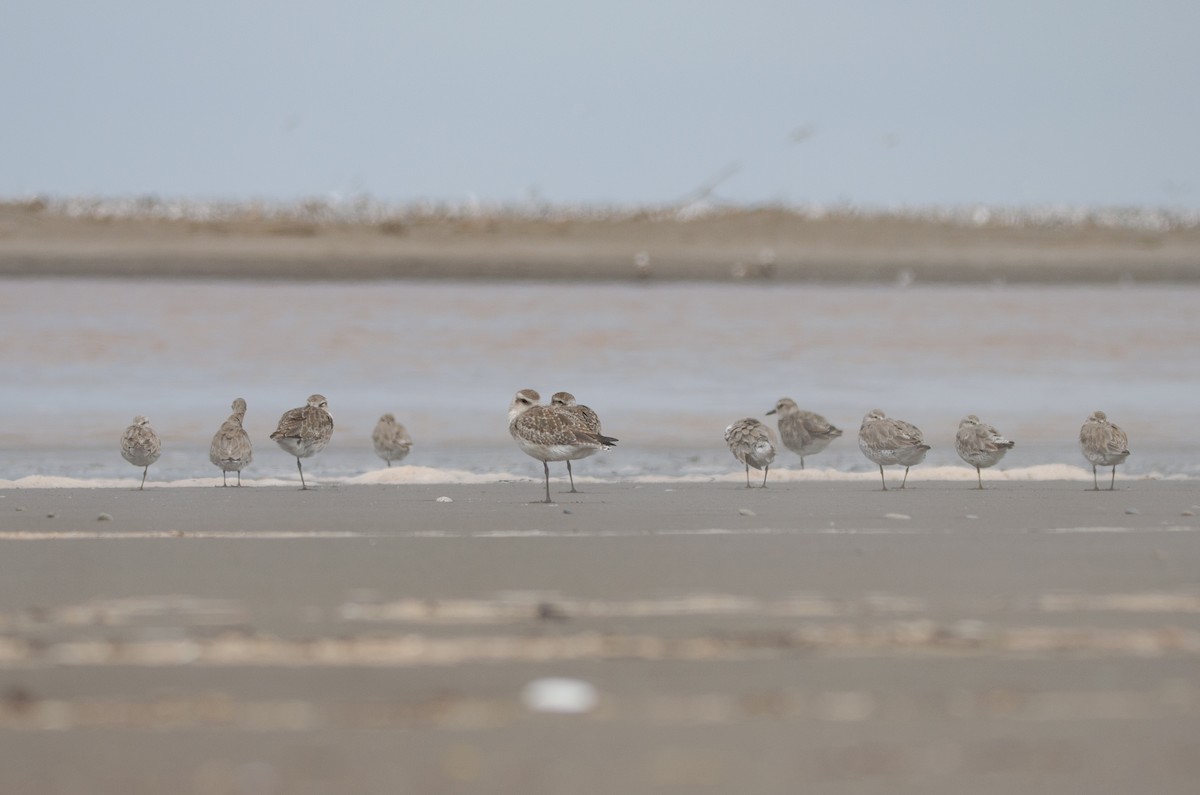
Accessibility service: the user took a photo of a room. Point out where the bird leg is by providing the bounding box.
[900,466,911,489]
[1092,464,1099,491]
[800,458,805,470]
[566,460,578,493]
[976,467,983,490]
[744,462,752,488]
[1109,466,1117,491]
[236,470,242,487]
[542,461,552,503]
[221,471,228,487]
[297,458,308,490]
[761,466,769,488]
[878,464,888,491]
[139,466,148,491]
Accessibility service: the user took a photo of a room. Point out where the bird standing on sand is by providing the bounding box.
[858,409,930,491]
[270,394,333,490]
[765,397,843,469]
[210,398,254,487]
[954,414,1014,489]
[550,391,609,493]
[120,416,161,490]
[509,389,618,503]
[1079,410,1130,491]
[724,417,777,488]
[372,413,413,467]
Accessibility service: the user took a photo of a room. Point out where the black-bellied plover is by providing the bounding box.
[954,414,1014,489]
[209,398,254,487]
[120,416,161,490]
[550,391,610,493]
[509,389,618,503]
[858,409,930,491]
[765,397,843,469]
[270,394,333,490]
[1079,410,1130,491]
[724,417,777,488]
[372,413,413,467]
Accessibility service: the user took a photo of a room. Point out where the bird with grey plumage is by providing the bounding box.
[509,389,618,503]
[1079,410,1130,491]
[724,417,777,488]
[765,397,843,469]
[550,391,607,493]
[120,415,161,490]
[269,394,333,490]
[209,398,253,487]
[372,414,413,467]
[955,414,1014,489]
[858,409,930,491]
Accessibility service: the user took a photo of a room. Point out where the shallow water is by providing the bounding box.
[2,279,1198,482]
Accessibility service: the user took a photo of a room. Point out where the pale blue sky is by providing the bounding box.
[3,1,1197,208]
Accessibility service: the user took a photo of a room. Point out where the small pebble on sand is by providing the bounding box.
[97,513,112,522]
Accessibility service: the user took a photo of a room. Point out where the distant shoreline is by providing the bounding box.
[3,199,1199,283]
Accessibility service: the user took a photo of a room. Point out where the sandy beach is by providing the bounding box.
[3,200,1200,282]
[4,197,1200,792]
[2,482,1199,793]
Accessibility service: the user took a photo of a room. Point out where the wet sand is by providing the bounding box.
[4,201,1200,282]
[2,482,1200,793]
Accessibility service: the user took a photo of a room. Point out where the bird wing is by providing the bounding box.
[123,425,161,458]
[1106,423,1130,454]
[801,412,841,438]
[776,414,812,447]
[516,407,608,447]
[886,419,925,447]
[270,407,307,440]
[211,421,253,463]
[984,425,1014,450]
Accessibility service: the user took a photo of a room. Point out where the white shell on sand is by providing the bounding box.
[521,677,599,714]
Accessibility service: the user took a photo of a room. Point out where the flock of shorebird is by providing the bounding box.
[722,405,1129,493]
[120,394,409,491]
[508,391,1131,499]
[118,391,1133,498]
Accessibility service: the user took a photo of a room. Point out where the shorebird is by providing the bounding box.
[1079,410,1130,491]
[858,409,930,491]
[372,413,413,467]
[120,415,161,490]
[724,417,777,488]
[954,414,1014,489]
[508,389,618,503]
[550,391,607,492]
[209,398,254,487]
[270,394,333,490]
[765,397,843,469]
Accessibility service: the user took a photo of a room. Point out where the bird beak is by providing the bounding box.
[765,409,776,415]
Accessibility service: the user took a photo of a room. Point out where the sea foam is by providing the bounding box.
[0,464,1188,489]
